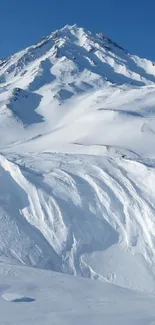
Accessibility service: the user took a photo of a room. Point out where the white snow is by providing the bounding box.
[0,262,155,325]
[1,24,155,324]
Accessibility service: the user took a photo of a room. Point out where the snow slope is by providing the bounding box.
[1,24,155,302]
[1,262,155,325]
[1,152,155,293]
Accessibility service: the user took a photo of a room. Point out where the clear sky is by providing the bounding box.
[0,0,155,60]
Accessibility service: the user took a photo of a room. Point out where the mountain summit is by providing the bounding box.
[0,25,155,293]
[1,24,155,88]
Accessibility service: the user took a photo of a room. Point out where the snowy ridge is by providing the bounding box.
[1,24,155,89]
[1,25,155,295]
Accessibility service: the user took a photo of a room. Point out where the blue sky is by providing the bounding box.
[0,0,155,60]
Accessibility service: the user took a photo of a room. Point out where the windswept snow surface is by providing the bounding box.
[1,24,155,323]
[0,262,155,325]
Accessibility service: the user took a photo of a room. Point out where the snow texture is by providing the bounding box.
[1,24,155,324]
[0,263,155,325]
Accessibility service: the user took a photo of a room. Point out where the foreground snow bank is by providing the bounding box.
[0,262,155,325]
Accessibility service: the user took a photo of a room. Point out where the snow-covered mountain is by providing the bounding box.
[1,24,155,295]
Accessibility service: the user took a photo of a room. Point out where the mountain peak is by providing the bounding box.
[1,23,155,297]
[48,24,126,53]
[1,24,155,91]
